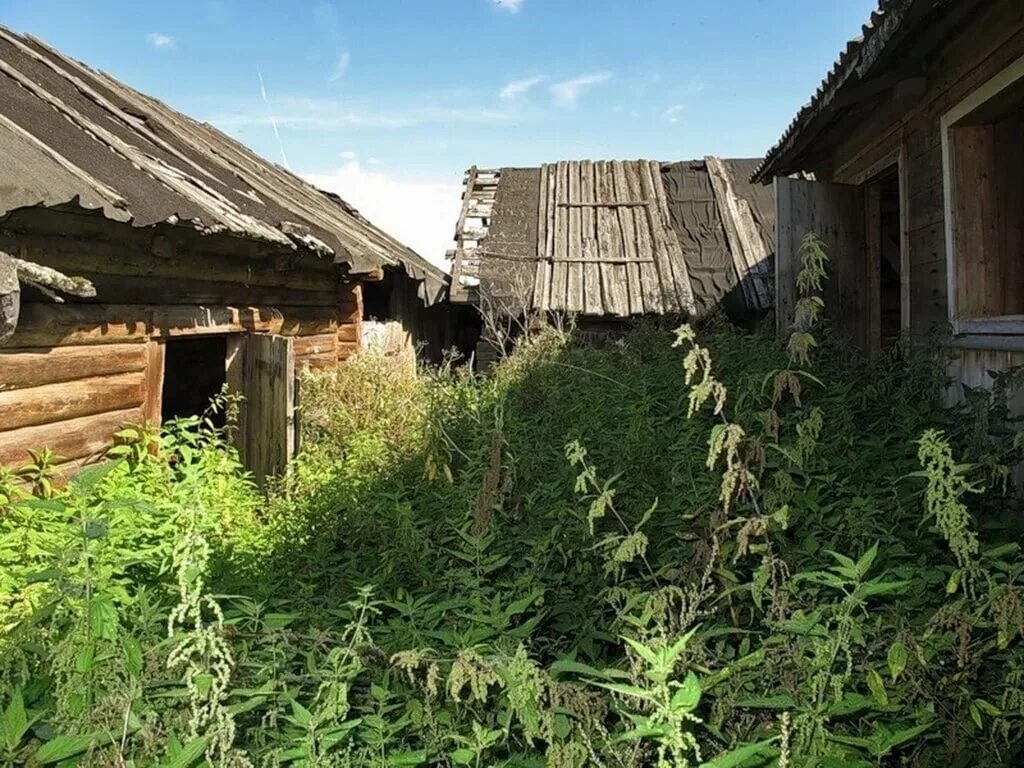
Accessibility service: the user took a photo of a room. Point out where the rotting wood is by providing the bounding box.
[0,343,146,391]
[0,371,144,432]
[0,406,144,467]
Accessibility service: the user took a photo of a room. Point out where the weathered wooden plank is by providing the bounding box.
[636,162,681,314]
[624,162,663,314]
[596,162,629,316]
[550,161,570,311]
[143,340,165,425]
[579,161,603,315]
[0,371,144,432]
[0,406,143,467]
[612,161,644,315]
[0,343,145,391]
[532,164,554,312]
[241,334,294,486]
[566,162,585,313]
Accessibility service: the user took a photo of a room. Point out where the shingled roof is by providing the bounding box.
[450,158,774,318]
[0,26,447,304]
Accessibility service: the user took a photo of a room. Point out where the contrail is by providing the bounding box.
[257,68,290,170]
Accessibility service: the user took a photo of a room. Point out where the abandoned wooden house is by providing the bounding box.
[755,0,1024,401]
[447,159,775,352]
[0,26,461,482]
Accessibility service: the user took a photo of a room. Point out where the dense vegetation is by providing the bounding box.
[2,248,1024,767]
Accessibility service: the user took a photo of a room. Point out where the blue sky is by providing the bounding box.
[3,0,875,265]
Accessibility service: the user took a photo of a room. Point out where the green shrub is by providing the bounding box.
[1,293,1023,766]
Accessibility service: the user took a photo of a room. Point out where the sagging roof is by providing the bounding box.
[753,0,967,183]
[449,158,774,318]
[0,26,448,305]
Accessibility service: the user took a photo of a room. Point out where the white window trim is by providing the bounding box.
[941,54,1024,336]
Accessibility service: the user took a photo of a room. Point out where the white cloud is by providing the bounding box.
[550,72,611,107]
[340,149,358,161]
[211,96,513,130]
[145,32,175,51]
[305,159,462,269]
[329,50,350,82]
[664,105,685,124]
[500,75,545,101]
[491,0,524,13]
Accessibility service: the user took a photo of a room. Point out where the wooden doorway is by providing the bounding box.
[864,165,905,353]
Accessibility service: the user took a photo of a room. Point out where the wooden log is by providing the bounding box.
[337,323,359,343]
[338,340,360,361]
[0,232,336,278]
[0,406,143,467]
[8,304,292,346]
[296,351,338,371]
[0,371,145,432]
[0,343,146,391]
[39,272,337,308]
[293,333,337,357]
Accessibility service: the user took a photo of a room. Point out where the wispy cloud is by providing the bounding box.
[305,155,462,268]
[500,75,545,101]
[664,105,685,124]
[550,72,611,107]
[329,50,350,82]
[210,96,514,131]
[491,0,524,13]
[145,32,175,51]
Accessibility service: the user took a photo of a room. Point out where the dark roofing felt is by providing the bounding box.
[0,26,447,305]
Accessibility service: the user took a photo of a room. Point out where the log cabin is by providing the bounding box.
[447,159,775,360]
[755,0,1024,407]
[0,26,464,483]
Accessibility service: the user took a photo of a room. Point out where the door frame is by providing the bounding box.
[835,144,910,345]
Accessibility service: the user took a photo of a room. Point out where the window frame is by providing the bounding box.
[941,54,1024,337]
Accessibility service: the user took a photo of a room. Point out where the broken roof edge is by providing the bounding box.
[751,0,916,183]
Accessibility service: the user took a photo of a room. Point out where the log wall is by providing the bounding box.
[811,0,1024,401]
[0,214,365,473]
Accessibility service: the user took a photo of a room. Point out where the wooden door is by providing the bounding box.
[775,177,867,349]
[231,334,295,486]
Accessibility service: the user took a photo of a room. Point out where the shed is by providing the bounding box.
[447,159,775,341]
[0,26,459,483]
[755,0,1024,402]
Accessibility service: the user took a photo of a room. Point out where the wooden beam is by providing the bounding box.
[0,343,146,391]
[0,372,144,432]
[0,406,143,467]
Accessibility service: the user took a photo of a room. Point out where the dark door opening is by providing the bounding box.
[161,336,228,427]
[877,169,902,348]
[865,166,903,353]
